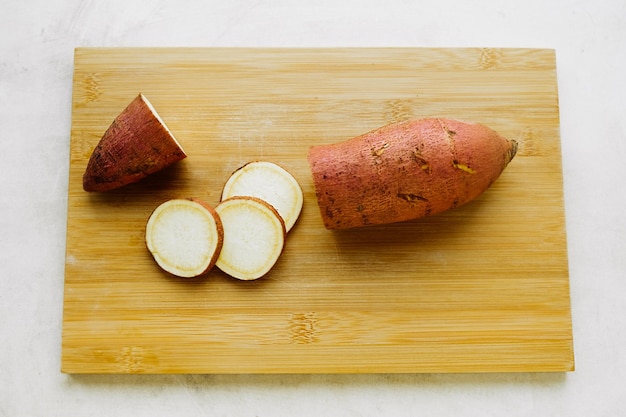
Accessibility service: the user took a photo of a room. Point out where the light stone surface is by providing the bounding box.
[2,0,625,415]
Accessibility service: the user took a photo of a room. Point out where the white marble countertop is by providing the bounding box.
[2,0,625,415]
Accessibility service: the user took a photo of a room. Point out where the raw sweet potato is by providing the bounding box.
[220,161,304,232]
[145,198,223,278]
[307,118,518,229]
[83,94,186,192]
[215,196,286,281]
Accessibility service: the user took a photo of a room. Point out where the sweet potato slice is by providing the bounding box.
[215,196,286,281]
[221,161,303,232]
[307,118,518,229]
[83,94,187,192]
[145,198,223,278]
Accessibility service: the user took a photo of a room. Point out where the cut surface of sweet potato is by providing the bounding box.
[215,196,286,281]
[145,198,223,278]
[221,161,303,232]
[83,93,187,192]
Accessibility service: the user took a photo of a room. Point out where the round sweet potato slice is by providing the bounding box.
[146,198,223,278]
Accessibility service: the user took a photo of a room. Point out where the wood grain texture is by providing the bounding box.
[62,48,573,373]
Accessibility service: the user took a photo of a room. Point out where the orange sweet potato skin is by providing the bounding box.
[83,94,186,192]
[307,118,518,229]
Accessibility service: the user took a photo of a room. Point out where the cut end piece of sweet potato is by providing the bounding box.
[83,93,187,192]
[146,198,223,278]
[220,161,303,232]
[215,196,286,281]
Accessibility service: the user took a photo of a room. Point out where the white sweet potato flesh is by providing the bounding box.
[215,196,286,281]
[307,118,518,229]
[220,161,304,232]
[145,198,223,278]
[83,94,187,192]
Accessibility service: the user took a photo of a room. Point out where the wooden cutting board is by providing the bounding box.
[62,48,574,373]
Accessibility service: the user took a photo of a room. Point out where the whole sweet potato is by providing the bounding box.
[307,118,518,229]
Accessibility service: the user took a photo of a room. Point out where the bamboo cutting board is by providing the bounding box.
[62,48,573,373]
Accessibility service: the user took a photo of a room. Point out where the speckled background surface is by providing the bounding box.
[2,0,625,415]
